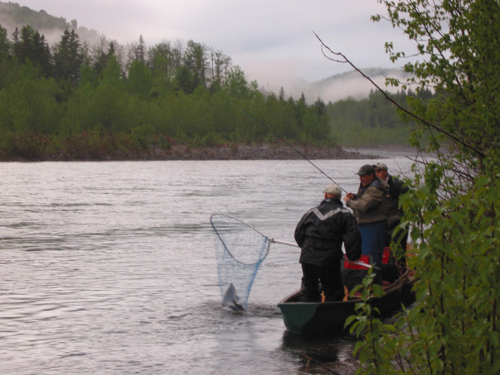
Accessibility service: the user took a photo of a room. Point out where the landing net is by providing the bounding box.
[210,214,270,310]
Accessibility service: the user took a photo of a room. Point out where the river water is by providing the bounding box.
[0,154,415,375]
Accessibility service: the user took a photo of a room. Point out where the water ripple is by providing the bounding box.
[0,158,415,374]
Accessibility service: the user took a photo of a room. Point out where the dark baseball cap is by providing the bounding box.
[356,164,375,176]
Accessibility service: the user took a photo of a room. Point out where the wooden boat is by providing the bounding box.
[277,270,416,335]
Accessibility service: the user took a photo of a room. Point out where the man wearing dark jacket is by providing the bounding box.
[294,184,362,302]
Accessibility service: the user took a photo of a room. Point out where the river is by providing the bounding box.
[0,155,415,375]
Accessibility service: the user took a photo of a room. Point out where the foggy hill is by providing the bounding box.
[0,1,101,45]
[274,68,414,104]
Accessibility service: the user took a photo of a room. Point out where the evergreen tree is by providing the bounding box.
[128,35,146,64]
[279,87,285,102]
[12,26,51,77]
[176,40,207,93]
[52,29,84,87]
[0,24,10,61]
[91,38,117,79]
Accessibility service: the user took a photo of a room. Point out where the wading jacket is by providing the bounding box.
[347,177,389,226]
[294,198,362,267]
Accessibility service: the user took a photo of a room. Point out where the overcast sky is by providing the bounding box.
[16,0,415,90]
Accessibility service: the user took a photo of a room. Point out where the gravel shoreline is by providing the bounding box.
[138,144,381,161]
[1,144,383,162]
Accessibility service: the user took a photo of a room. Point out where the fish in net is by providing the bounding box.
[210,214,270,311]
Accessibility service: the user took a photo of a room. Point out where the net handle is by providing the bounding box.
[269,238,374,269]
[269,238,297,247]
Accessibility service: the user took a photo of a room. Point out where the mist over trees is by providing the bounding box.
[0,1,100,45]
[328,88,435,147]
[0,22,334,159]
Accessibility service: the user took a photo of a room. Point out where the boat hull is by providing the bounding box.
[278,273,415,334]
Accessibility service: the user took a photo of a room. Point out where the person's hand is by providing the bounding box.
[344,193,355,202]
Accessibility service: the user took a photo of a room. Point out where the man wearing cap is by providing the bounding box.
[344,164,389,284]
[294,184,362,302]
[374,162,410,256]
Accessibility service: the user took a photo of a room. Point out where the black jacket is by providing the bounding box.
[294,198,362,267]
[386,174,410,232]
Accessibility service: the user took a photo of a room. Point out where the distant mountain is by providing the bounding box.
[280,68,414,104]
[0,1,101,45]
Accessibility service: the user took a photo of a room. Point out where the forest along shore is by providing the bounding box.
[0,144,380,162]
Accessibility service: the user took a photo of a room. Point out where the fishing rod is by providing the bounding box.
[233,102,348,193]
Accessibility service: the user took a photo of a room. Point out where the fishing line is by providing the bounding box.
[234,102,348,193]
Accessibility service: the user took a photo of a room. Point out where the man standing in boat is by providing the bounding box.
[294,183,362,302]
[374,162,410,269]
[344,164,389,285]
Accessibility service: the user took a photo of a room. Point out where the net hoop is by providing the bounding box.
[210,213,270,266]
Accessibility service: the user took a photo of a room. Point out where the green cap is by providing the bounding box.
[356,164,375,176]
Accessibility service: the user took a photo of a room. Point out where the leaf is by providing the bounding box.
[345,315,359,328]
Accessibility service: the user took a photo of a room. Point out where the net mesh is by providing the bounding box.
[210,214,270,310]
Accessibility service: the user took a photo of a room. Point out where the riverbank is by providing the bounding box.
[0,143,382,162]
